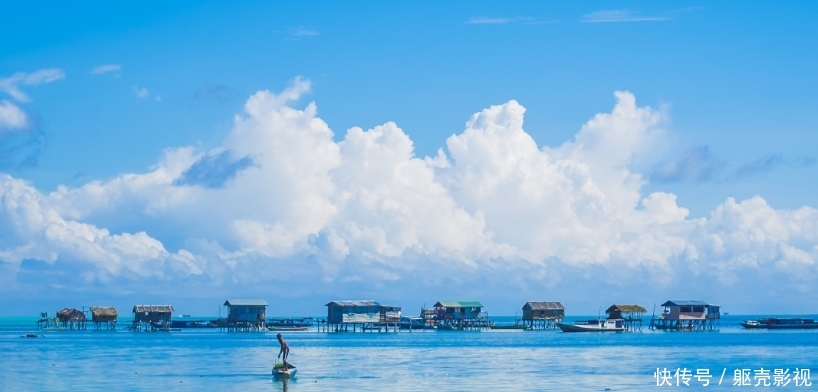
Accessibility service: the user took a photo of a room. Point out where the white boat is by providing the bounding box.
[272,362,297,378]
[556,319,625,332]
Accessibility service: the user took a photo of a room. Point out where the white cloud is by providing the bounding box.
[581,10,670,23]
[1,79,816,310]
[133,86,149,98]
[0,68,65,102]
[91,64,121,75]
[466,16,533,25]
[287,27,318,40]
[0,100,28,130]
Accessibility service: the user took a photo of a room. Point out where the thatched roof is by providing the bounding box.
[606,304,647,314]
[91,307,118,318]
[56,308,86,321]
[524,301,564,310]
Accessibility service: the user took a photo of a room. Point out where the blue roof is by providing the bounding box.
[661,300,709,307]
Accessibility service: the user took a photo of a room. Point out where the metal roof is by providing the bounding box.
[223,299,269,307]
[524,301,564,310]
[325,300,381,307]
[661,300,709,307]
[435,301,484,308]
[133,305,174,313]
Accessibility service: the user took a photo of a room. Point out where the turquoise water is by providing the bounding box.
[1,315,817,391]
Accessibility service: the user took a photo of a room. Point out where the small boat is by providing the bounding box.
[556,319,625,332]
[21,333,41,338]
[740,319,766,329]
[171,319,216,329]
[489,324,530,330]
[742,317,818,330]
[272,362,297,378]
[267,317,314,329]
[267,326,309,332]
[398,316,434,330]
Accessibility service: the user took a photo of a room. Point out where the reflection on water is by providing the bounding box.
[273,377,289,392]
[0,315,817,391]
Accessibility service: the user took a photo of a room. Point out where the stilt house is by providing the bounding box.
[321,300,399,332]
[91,306,118,330]
[130,305,173,332]
[605,304,646,330]
[223,299,268,332]
[521,301,564,329]
[432,301,489,330]
[650,300,720,331]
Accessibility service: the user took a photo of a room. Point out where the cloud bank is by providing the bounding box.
[1,79,816,312]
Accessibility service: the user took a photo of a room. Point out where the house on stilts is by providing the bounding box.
[323,300,400,332]
[432,301,489,330]
[605,304,646,331]
[130,305,174,332]
[56,308,87,330]
[649,300,720,331]
[521,301,564,329]
[223,299,268,332]
[91,306,118,330]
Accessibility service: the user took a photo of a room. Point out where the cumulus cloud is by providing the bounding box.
[91,64,121,75]
[0,100,28,130]
[1,79,816,311]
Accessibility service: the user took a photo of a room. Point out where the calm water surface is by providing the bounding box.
[1,315,817,391]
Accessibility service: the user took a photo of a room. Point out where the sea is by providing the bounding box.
[1,315,817,391]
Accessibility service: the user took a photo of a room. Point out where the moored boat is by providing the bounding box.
[267,325,309,332]
[742,317,818,330]
[489,324,530,330]
[398,316,434,330]
[556,319,625,332]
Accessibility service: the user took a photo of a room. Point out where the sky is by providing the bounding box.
[1,2,817,316]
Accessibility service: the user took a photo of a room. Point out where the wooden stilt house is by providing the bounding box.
[130,305,174,332]
[605,304,646,330]
[432,301,489,330]
[91,306,118,330]
[521,301,564,329]
[324,300,397,332]
[56,308,87,330]
[223,299,268,332]
[649,300,720,331]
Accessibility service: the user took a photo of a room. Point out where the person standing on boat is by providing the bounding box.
[277,333,290,365]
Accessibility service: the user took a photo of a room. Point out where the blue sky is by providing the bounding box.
[1,2,817,316]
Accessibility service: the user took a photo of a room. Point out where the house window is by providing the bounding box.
[680,306,692,313]
[693,306,704,313]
